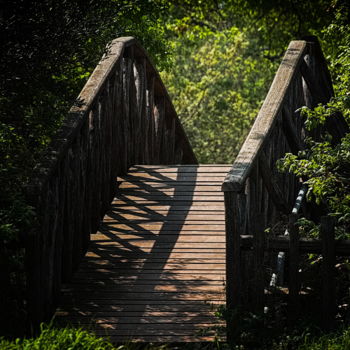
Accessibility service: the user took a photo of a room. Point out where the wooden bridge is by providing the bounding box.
[26,36,345,343]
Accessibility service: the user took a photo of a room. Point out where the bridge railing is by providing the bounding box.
[26,37,197,325]
[222,37,336,340]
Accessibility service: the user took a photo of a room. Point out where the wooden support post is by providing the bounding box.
[224,191,241,345]
[253,214,265,313]
[281,108,303,155]
[288,213,300,321]
[321,216,336,330]
[300,60,328,103]
[258,151,289,214]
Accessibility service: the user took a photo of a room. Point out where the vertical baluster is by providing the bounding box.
[224,190,242,345]
[169,114,176,163]
[39,182,50,317]
[321,216,336,330]
[253,213,265,313]
[80,118,91,252]
[89,103,101,232]
[114,60,126,174]
[288,213,300,321]
[147,76,155,164]
[71,134,82,270]
[133,58,146,164]
[122,56,131,169]
[154,95,165,164]
[62,148,74,280]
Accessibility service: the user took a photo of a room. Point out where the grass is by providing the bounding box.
[1,324,350,350]
[0,324,115,350]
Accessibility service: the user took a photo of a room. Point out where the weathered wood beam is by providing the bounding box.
[224,191,241,344]
[241,235,350,255]
[26,36,198,328]
[300,59,328,104]
[222,40,307,192]
[281,108,303,154]
[258,151,289,214]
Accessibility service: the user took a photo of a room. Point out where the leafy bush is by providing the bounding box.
[277,5,350,238]
[0,0,170,337]
[0,325,115,350]
[0,324,175,350]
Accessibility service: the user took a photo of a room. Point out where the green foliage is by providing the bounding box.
[298,327,350,350]
[277,7,350,238]
[161,23,276,163]
[0,0,170,337]
[0,324,115,350]
[160,0,341,164]
[1,0,349,341]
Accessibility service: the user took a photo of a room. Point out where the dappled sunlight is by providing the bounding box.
[56,165,228,342]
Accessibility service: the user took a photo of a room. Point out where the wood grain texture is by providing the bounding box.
[222,40,307,192]
[25,37,197,325]
[220,38,338,341]
[56,165,227,342]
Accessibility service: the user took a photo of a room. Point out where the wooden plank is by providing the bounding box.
[103,219,225,225]
[99,223,225,230]
[61,293,225,302]
[69,274,225,284]
[115,195,224,201]
[241,235,350,255]
[57,164,226,342]
[126,170,230,175]
[129,164,231,171]
[119,183,223,190]
[103,213,225,221]
[87,245,226,252]
[111,204,225,210]
[120,176,228,182]
[57,308,220,315]
[117,190,223,196]
[63,283,225,293]
[57,311,220,319]
[92,235,225,244]
[104,209,225,215]
[59,317,223,327]
[57,303,222,314]
[91,327,219,335]
[79,260,226,269]
[104,335,220,342]
[62,294,224,302]
[67,278,225,286]
[91,241,226,249]
[86,252,225,259]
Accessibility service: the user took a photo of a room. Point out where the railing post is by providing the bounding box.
[253,213,265,313]
[224,190,241,344]
[288,213,300,321]
[321,215,336,330]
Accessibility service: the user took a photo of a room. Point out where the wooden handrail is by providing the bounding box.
[222,37,336,343]
[25,37,197,326]
[222,40,307,192]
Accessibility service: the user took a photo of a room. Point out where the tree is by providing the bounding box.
[0,0,169,336]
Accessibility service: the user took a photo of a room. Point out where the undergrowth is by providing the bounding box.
[2,323,350,350]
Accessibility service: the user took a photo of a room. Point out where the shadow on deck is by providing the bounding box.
[55,165,228,342]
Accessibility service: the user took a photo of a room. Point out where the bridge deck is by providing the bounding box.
[56,165,228,342]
